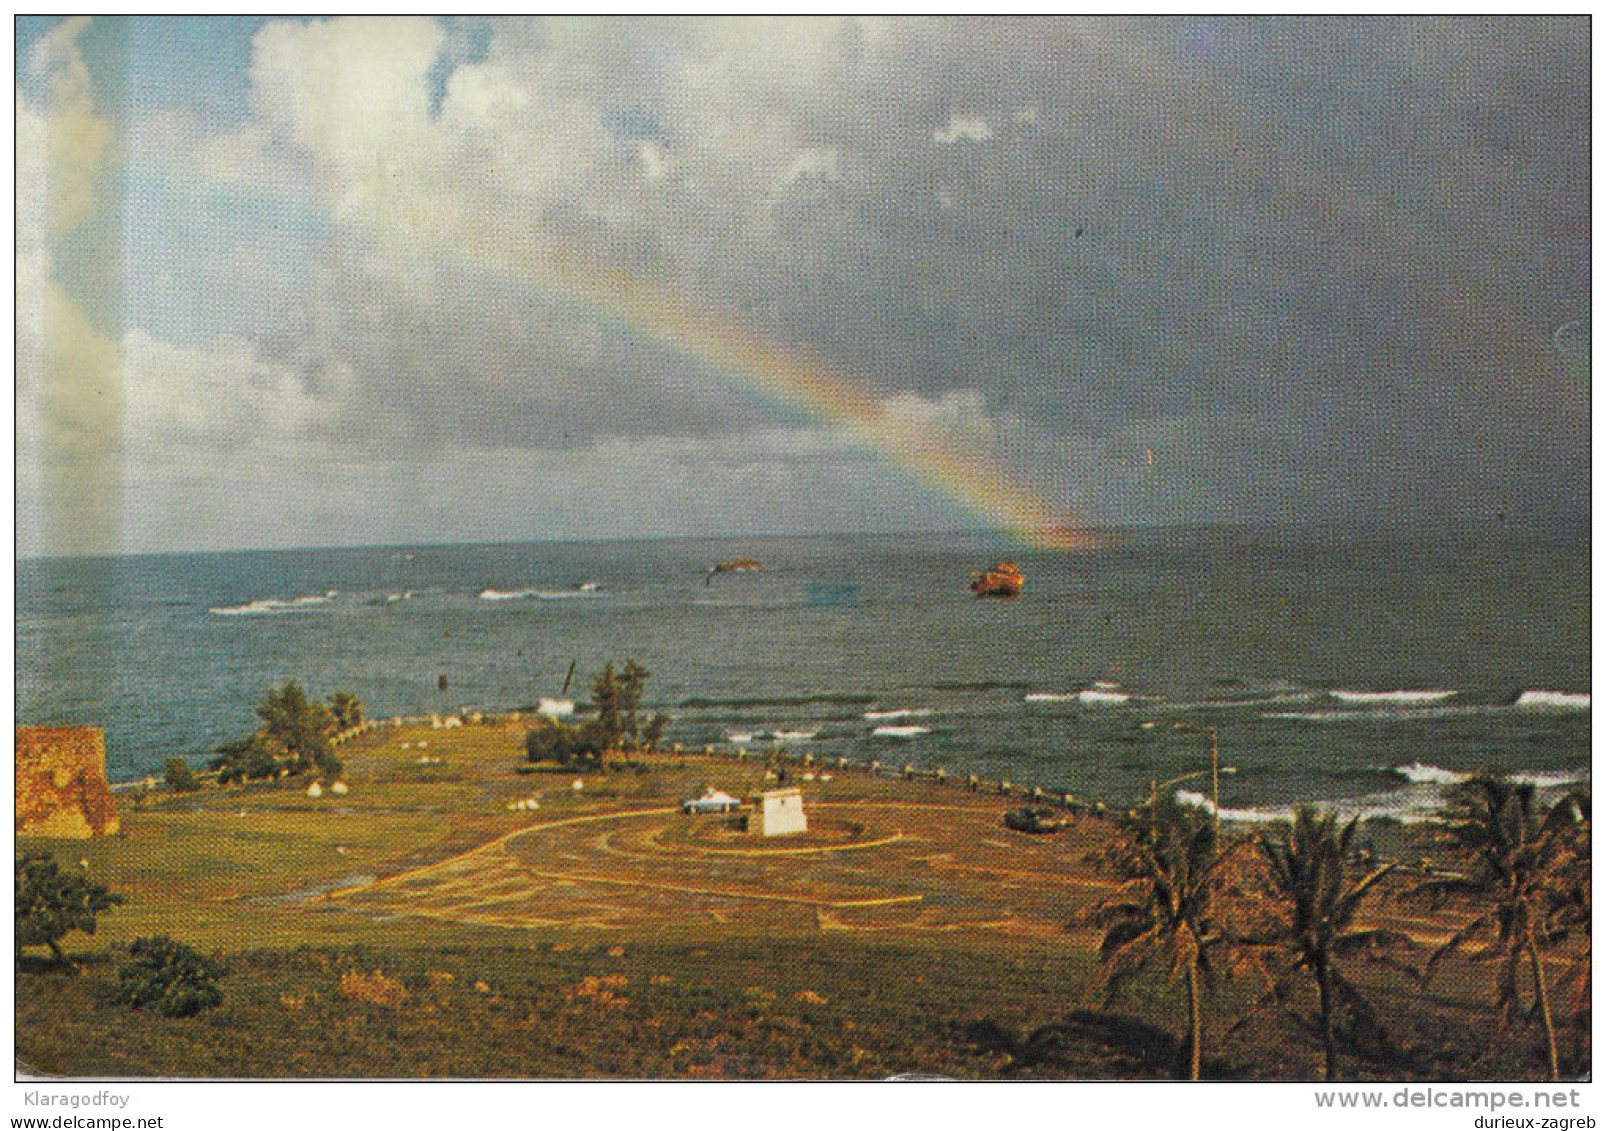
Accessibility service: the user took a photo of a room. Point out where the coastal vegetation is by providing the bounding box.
[105,936,226,1018]
[15,851,125,965]
[207,680,345,784]
[1245,808,1409,1081]
[523,660,670,771]
[13,714,1591,1080]
[1082,793,1247,1079]
[1417,777,1591,1081]
[163,757,201,794]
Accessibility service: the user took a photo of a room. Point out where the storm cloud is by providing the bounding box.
[15,16,1590,554]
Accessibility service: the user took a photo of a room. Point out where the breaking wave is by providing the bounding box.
[1026,682,1132,706]
[1177,763,1590,829]
[478,587,602,601]
[1330,689,1457,705]
[1514,690,1590,711]
[870,725,931,738]
[210,592,338,616]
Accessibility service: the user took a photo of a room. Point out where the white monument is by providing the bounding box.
[754,788,808,837]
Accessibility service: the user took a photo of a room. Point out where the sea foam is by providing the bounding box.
[210,592,337,616]
[1024,685,1132,706]
[1331,689,1457,705]
[1514,690,1590,711]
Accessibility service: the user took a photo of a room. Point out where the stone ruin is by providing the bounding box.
[15,726,121,838]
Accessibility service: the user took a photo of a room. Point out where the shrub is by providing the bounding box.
[109,936,226,1017]
[163,758,201,793]
[524,718,604,769]
[207,737,280,785]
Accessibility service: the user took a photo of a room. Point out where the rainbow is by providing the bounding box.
[374,185,1090,550]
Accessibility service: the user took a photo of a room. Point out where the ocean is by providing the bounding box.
[14,526,1590,827]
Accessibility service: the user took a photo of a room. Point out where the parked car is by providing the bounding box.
[681,789,742,814]
[1003,805,1067,834]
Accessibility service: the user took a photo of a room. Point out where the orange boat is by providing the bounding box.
[970,561,1023,598]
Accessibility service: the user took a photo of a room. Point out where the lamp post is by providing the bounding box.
[1142,721,1232,838]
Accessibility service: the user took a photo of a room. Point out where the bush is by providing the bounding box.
[208,681,345,785]
[524,718,605,769]
[207,737,279,785]
[109,936,226,1017]
[15,852,124,963]
[164,758,201,793]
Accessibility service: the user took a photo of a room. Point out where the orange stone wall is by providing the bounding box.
[15,726,121,838]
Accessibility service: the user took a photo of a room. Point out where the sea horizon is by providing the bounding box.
[14,511,1590,564]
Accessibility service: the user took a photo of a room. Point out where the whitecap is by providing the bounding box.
[1177,787,1446,828]
[1514,690,1590,711]
[1507,767,1591,789]
[1078,689,1131,706]
[871,725,931,738]
[770,730,818,742]
[1393,762,1467,786]
[209,593,335,616]
[1331,689,1457,705]
[864,708,931,721]
[478,588,536,601]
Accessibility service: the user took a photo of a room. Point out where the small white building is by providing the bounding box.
[754,788,807,837]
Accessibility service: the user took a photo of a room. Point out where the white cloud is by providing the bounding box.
[121,332,342,461]
[25,16,110,232]
[933,111,992,145]
[879,389,1002,444]
[251,16,445,196]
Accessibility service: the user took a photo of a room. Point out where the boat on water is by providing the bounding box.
[970,561,1023,598]
[706,558,765,586]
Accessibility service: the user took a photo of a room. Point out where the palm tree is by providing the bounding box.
[327,690,366,732]
[1251,807,1406,1080]
[1418,776,1589,1081]
[1084,792,1245,1079]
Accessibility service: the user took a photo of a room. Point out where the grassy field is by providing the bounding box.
[14,720,1588,1080]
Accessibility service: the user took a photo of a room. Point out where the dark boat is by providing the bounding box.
[1004,805,1067,834]
[970,561,1023,598]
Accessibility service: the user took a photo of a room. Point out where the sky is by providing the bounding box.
[14,16,1591,556]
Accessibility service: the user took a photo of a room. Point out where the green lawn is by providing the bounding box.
[14,721,1587,1080]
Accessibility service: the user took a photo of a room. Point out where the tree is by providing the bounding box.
[590,663,622,748]
[15,852,124,964]
[108,936,226,1017]
[1418,776,1590,1081]
[1083,793,1247,1079]
[1249,807,1407,1080]
[164,757,201,793]
[210,681,344,783]
[256,680,341,777]
[640,712,670,752]
[327,690,366,732]
[616,660,650,748]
